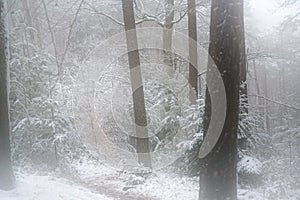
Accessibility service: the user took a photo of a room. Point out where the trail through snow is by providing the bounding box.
[0,173,112,200]
[1,162,299,200]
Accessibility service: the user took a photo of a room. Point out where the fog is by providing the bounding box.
[0,0,299,199]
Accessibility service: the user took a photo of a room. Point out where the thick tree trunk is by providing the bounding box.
[238,1,248,152]
[199,0,244,199]
[122,0,152,168]
[0,0,15,191]
[240,3,248,115]
[188,0,198,103]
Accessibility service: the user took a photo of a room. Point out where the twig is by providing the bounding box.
[85,2,165,27]
[41,0,61,76]
[60,0,84,67]
[198,70,206,76]
[171,9,188,25]
[249,94,300,111]
[83,3,125,26]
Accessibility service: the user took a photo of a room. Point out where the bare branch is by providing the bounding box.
[85,0,187,28]
[136,16,164,27]
[41,0,61,76]
[60,0,84,67]
[198,70,207,77]
[84,3,124,26]
[247,51,284,61]
[249,94,300,111]
[171,9,188,25]
[134,0,164,26]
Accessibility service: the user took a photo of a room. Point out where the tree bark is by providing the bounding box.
[240,4,248,114]
[163,0,174,75]
[253,59,260,105]
[238,1,248,152]
[0,0,15,190]
[264,67,270,134]
[188,0,198,103]
[122,0,152,168]
[199,0,244,199]
[21,0,34,41]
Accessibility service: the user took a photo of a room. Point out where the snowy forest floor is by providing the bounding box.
[2,161,299,200]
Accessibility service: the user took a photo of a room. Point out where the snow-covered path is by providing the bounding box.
[72,162,199,200]
[1,162,299,200]
[0,173,112,200]
[0,163,198,200]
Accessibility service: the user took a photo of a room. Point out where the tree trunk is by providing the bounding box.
[0,0,15,190]
[264,67,270,134]
[240,4,248,114]
[122,0,152,168]
[278,64,287,126]
[188,0,198,103]
[163,0,174,75]
[199,0,244,199]
[253,59,260,105]
[238,1,248,152]
[21,0,34,41]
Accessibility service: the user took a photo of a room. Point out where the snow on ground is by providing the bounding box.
[130,172,199,200]
[1,161,299,200]
[0,173,112,200]
[73,161,267,200]
[74,161,300,200]
[73,160,199,199]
